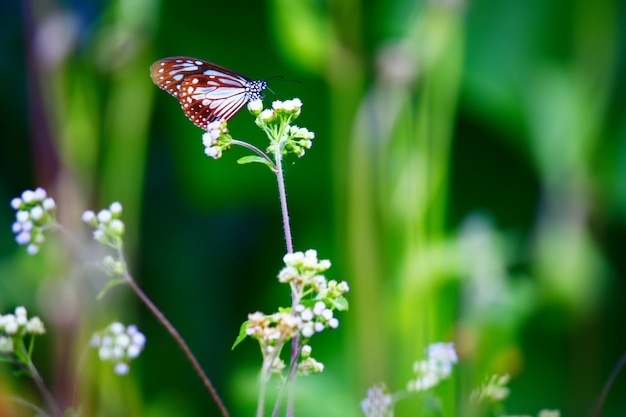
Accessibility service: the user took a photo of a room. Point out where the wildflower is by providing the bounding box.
[0,306,46,357]
[83,202,126,250]
[260,109,276,122]
[201,121,231,159]
[248,99,263,115]
[298,357,324,375]
[407,342,458,392]
[361,384,394,417]
[10,187,57,255]
[91,322,146,375]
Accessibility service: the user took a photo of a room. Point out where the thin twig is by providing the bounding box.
[591,351,626,417]
[117,247,229,417]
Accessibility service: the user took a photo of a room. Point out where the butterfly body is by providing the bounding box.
[150,57,267,129]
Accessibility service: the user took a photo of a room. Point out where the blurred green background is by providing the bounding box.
[1,0,626,416]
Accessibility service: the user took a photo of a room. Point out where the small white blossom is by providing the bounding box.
[91,322,146,375]
[0,336,14,353]
[248,99,263,113]
[260,109,275,122]
[114,362,130,375]
[109,219,125,235]
[110,322,125,335]
[109,202,123,214]
[97,209,112,223]
[82,210,96,223]
[300,309,313,322]
[204,146,220,159]
[361,385,394,417]
[30,206,44,221]
[15,231,31,245]
[10,198,22,210]
[16,210,29,222]
[42,198,55,211]
[33,188,47,201]
[21,190,35,204]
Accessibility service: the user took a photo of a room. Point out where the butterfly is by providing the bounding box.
[150,56,267,130]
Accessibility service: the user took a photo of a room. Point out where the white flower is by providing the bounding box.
[114,362,130,375]
[109,219,125,235]
[110,322,125,335]
[248,99,263,113]
[202,131,216,146]
[109,202,123,214]
[313,301,326,316]
[328,318,339,328]
[15,231,31,245]
[27,317,45,334]
[300,309,313,322]
[127,344,142,358]
[361,385,394,417]
[97,209,112,223]
[10,198,22,210]
[204,146,220,159]
[260,109,275,122]
[301,344,312,356]
[33,188,47,201]
[0,336,14,353]
[116,333,131,348]
[301,323,314,338]
[30,206,44,221]
[82,210,96,223]
[21,190,35,204]
[99,346,112,360]
[42,198,56,211]
[16,210,29,222]
[93,229,105,242]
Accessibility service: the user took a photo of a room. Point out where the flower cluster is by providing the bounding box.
[237,249,349,377]
[360,384,394,417]
[82,202,125,250]
[202,120,233,159]
[407,342,458,392]
[0,306,46,354]
[470,374,510,403]
[90,322,146,375]
[10,188,56,255]
[249,98,316,158]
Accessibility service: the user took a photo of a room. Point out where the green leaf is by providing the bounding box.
[232,321,250,350]
[96,278,126,300]
[237,155,274,170]
[330,296,349,311]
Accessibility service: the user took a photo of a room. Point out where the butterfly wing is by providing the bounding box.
[150,56,263,129]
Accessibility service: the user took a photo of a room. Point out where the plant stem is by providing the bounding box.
[232,139,276,169]
[118,250,230,417]
[24,354,63,417]
[592,351,626,417]
[272,136,298,417]
[274,139,294,255]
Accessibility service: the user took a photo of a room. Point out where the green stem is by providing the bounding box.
[231,139,276,169]
[117,249,230,417]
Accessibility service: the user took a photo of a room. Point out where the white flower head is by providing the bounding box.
[10,198,22,210]
[42,198,56,211]
[97,209,112,224]
[21,190,35,204]
[33,188,47,201]
[114,362,130,375]
[109,202,123,215]
[248,99,263,113]
[82,210,96,223]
